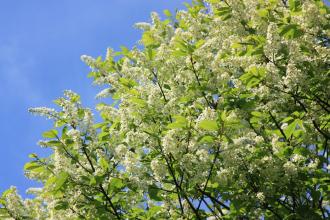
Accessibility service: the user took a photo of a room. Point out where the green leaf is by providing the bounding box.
[284,120,298,138]
[237,35,265,56]
[163,84,171,90]
[120,46,132,57]
[129,208,145,218]
[240,66,266,88]
[24,161,41,171]
[167,115,188,129]
[42,129,58,139]
[257,8,269,18]
[112,178,124,189]
[108,178,124,193]
[87,71,99,78]
[215,7,232,20]
[44,140,62,147]
[99,157,109,170]
[198,135,215,143]
[0,208,10,218]
[195,39,205,49]
[147,206,162,218]
[77,108,85,119]
[293,147,310,156]
[142,31,159,47]
[28,153,38,159]
[289,0,302,12]
[172,48,188,57]
[146,47,156,60]
[172,39,190,57]
[130,97,147,107]
[279,24,303,39]
[89,176,97,186]
[199,120,219,131]
[94,122,108,129]
[163,9,172,17]
[119,77,138,88]
[281,116,294,123]
[178,96,191,104]
[54,120,67,128]
[54,201,69,210]
[90,175,104,186]
[1,188,15,198]
[251,111,263,117]
[69,93,80,103]
[53,172,69,192]
[148,186,163,201]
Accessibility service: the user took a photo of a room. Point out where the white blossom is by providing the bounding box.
[28,107,58,119]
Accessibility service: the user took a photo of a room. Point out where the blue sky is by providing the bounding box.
[0,0,187,196]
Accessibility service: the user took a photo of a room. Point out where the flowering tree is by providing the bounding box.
[1,0,329,219]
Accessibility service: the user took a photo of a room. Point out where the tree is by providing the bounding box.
[1,0,329,219]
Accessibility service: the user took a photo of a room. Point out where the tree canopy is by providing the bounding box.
[1,0,329,219]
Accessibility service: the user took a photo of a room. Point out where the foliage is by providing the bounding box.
[1,0,330,219]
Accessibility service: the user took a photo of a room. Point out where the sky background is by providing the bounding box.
[0,0,187,197]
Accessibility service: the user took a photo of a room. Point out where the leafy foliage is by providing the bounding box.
[1,0,330,219]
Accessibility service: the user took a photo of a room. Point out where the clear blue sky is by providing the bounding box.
[0,0,187,196]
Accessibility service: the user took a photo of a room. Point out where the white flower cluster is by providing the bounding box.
[256,192,265,202]
[28,107,58,120]
[115,144,127,158]
[150,159,167,182]
[2,187,28,218]
[162,129,181,157]
[283,161,298,176]
[81,55,96,67]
